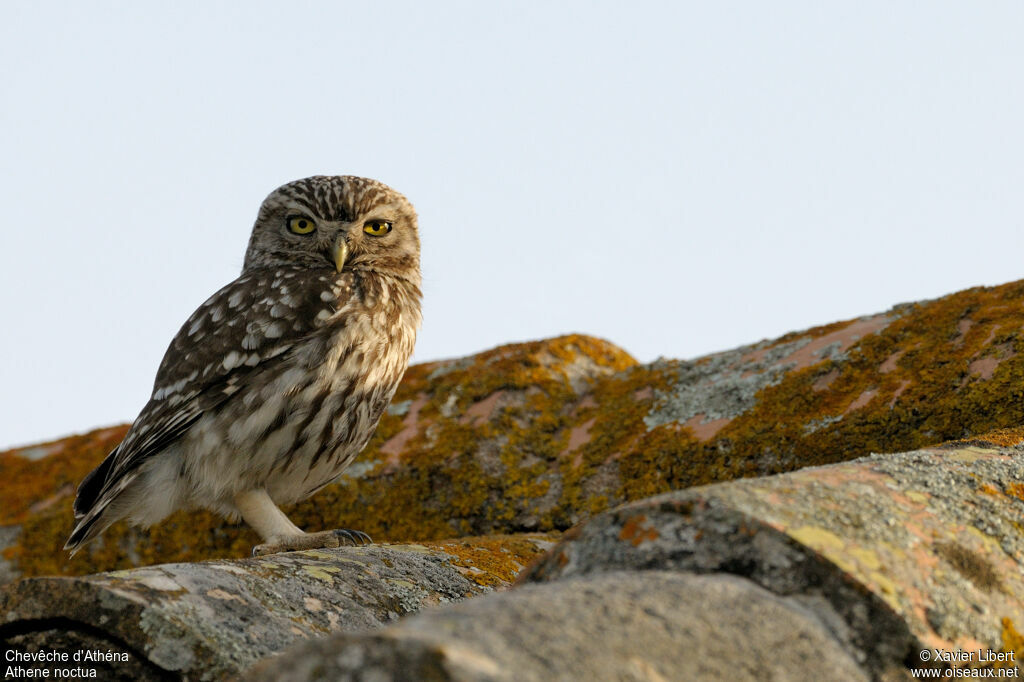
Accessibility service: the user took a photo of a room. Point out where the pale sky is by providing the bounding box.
[2,2,1023,449]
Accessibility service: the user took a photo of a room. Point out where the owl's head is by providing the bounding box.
[243,176,420,284]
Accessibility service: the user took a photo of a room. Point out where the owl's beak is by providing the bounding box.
[332,237,348,272]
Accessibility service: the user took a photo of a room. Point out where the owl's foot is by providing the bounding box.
[251,529,372,556]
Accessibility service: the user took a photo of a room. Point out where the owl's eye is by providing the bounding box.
[363,220,393,237]
[287,216,316,235]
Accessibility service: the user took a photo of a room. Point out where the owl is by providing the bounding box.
[65,176,422,556]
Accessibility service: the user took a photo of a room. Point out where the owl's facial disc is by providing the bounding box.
[243,176,419,281]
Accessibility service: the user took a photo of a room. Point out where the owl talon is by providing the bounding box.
[251,528,373,556]
[332,529,372,546]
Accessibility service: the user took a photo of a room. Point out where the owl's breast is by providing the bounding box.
[283,274,420,486]
[316,272,420,386]
[179,270,420,506]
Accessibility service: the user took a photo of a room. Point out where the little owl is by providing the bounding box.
[66,176,421,556]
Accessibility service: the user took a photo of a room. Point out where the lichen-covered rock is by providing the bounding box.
[522,444,1024,677]
[8,278,1024,581]
[1,335,631,582]
[242,571,870,682]
[241,442,1024,682]
[0,536,553,681]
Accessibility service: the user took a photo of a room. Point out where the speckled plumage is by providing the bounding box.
[67,176,422,553]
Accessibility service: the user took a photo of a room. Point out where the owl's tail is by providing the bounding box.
[65,513,108,554]
[64,449,135,554]
[73,451,114,518]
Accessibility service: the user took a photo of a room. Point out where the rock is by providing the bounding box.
[3,272,1024,678]
[10,278,1024,584]
[0,536,554,681]
[521,444,1024,678]
[0,335,632,583]
[8,281,1024,583]
[7,442,1022,680]
[237,441,1024,681]
[243,571,869,682]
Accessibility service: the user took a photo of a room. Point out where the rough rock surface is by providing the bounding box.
[9,279,1024,582]
[235,442,1024,681]
[1,336,629,582]
[0,537,553,681]
[244,571,869,682]
[522,444,1024,678]
[3,279,1024,680]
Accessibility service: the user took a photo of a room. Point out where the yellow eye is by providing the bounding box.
[363,220,393,237]
[287,216,316,235]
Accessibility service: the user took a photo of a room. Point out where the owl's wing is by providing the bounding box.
[70,267,340,534]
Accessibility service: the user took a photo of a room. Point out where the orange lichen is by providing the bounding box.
[1006,483,1024,502]
[2,335,637,579]
[10,276,1024,580]
[569,279,1024,504]
[712,281,1024,474]
[0,426,128,525]
[422,534,558,587]
[618,514,660,546]
[998,618,1024,672]
[963,427,1024,449]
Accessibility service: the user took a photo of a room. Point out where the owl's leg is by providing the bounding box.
[233,489,371,556]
